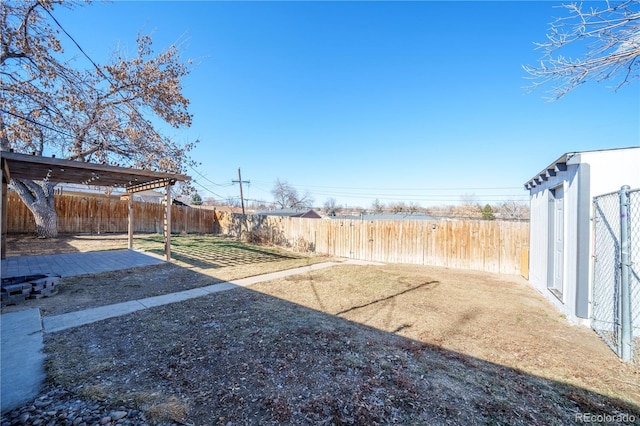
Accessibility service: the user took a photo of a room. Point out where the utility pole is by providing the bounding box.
[232,168,250,215]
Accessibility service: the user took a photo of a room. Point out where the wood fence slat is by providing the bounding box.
[257,216,529,275]
[7,193,219,235]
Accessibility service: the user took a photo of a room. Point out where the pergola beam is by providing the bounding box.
[126,178,177,193]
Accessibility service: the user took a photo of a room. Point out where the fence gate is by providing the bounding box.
[591,186,639,362]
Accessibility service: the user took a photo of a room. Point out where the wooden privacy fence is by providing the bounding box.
[8,193,530,275]
[7,192,220,234]
[238,215,530,275]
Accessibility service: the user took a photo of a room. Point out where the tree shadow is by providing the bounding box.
[142,243,301,269]
[136,233,301,270]
[4,234,82,256]
[335,280,439,316]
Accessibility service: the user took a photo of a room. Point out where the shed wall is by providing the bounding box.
[574,149,640,196]
[528,147,640,323]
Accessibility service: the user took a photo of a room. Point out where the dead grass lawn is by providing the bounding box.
[4,234,640,424]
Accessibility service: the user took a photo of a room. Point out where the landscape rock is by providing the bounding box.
[0,385,180,426]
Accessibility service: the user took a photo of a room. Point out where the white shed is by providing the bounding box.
[524,147,640,324]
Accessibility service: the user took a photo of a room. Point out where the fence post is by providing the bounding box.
[619,185,632,362]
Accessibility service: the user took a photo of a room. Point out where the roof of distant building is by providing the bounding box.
[253,209,322,219]
[332,212,437,221]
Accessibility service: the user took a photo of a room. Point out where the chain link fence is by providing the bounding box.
[631,189,640,361]
[592,186,639,362]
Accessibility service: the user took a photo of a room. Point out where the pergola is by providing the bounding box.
[0,151,190,260]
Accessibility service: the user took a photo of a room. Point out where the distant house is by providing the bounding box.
[134,189,165,203]
[56,183,164,203]
[331,212,437,221]
[172,199,189,207]
[55,183,119,199]
[524,147,640,324]
[253,209,322,219]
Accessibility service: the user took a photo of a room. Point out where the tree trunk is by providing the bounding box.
[11,178,59,238]
[30,201,59,238]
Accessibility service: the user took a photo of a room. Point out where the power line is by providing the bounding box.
[186,162,232,187]
[250,182,525,197]
[40,3,106,81]
[247,179,523,192]
[239,180,529,208]
[190,179,226,200]
[249,183,526,201]
[0,107,74,138]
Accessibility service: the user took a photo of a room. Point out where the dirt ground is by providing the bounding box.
[3,234,640,425]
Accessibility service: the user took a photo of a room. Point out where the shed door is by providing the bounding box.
[549,186,564,298]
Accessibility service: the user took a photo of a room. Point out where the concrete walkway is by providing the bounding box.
[43,261,343,333]
[1,251,379,413]
[1,309,46,413]
[1,250,164,413]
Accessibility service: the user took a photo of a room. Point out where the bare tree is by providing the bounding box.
[389,201,408,214]
[370,198,384,213]
[497,200,530,220]
[524,0,640,99]
[226,196,240,208]
[426,205,454,218]
[1,0,194,237]
[451,204,482,219]
[247,199,269,210]
[323,197,337,216]
[270,179,313,209]
[460,193,479,206]
[408,202,421,214]
[202,197,218,206]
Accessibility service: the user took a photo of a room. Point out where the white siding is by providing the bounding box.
[528,189,549,293]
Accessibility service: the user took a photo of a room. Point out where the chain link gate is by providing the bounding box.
[592,186,639,362]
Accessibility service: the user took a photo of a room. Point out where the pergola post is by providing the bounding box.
[127,193,134,250]
[1,159,7,260]
[164,184,172,261]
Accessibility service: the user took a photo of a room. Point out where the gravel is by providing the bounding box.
[0,385,182,426]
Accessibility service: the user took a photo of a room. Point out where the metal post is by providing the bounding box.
[619,185,632,362]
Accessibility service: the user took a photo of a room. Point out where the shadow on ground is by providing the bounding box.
[42,270,640,425]
[5,235,82,256]
[141,236,301,269]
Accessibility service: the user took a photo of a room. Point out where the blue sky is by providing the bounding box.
[53,1,639,208]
